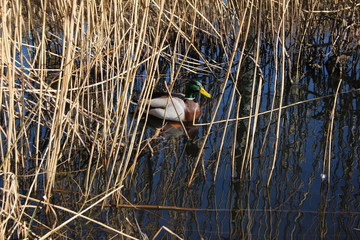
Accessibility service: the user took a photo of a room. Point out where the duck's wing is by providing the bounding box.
[149,93,185,108]
[149,96,170,108]
[149,96,187,121]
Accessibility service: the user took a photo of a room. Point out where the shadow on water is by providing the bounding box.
[1,1,359,239]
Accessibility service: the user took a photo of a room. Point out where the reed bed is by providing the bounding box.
[1,0,359,238]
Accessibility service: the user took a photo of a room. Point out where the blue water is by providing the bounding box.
[126,59,359,239]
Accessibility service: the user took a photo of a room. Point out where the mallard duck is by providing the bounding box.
[147,80,211,122]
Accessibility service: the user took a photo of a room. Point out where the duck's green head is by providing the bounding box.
[185,80,211,99]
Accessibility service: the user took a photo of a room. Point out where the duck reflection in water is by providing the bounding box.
[144,115,201,157]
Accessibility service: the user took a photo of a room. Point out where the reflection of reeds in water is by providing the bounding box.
[1,0,359,238]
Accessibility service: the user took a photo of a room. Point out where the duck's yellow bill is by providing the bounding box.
[200,88,211,98]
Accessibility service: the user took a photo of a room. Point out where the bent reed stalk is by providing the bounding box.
[0,0,358,238]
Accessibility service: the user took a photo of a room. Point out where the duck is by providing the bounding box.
[146,80,211,122]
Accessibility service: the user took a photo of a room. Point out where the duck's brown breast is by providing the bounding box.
[184,100,201,122]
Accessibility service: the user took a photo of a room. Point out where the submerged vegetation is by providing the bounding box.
[1,0,359,238]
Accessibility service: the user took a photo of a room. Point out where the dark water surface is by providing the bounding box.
[110,29,360,239]
[124,75,359,239]
[16,48,360,239]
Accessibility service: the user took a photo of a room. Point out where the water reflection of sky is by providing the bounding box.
[132,99,358,238]
[129,36,359,238]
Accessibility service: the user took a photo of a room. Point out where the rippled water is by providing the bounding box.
[104,29,360,238]
[12,53,360,239]
[123,69,359,239]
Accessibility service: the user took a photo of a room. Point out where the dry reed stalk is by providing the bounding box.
[231,96,242,177]
[2,1,17,174]
[153,225,184,239]
[188,0,252,185]
[241,1,263,178]
[0,185,137,239]
[267,0,288,185]
[193,88,360,127]
[1,2,29,237]
[109,0,158,193]
[323,78,343,184]
[35,0,49,182]
[39,185,131,239]
[125,32,175,179]
[213,2,255,181]
[0,172,23,239]
[45,0,78,200]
